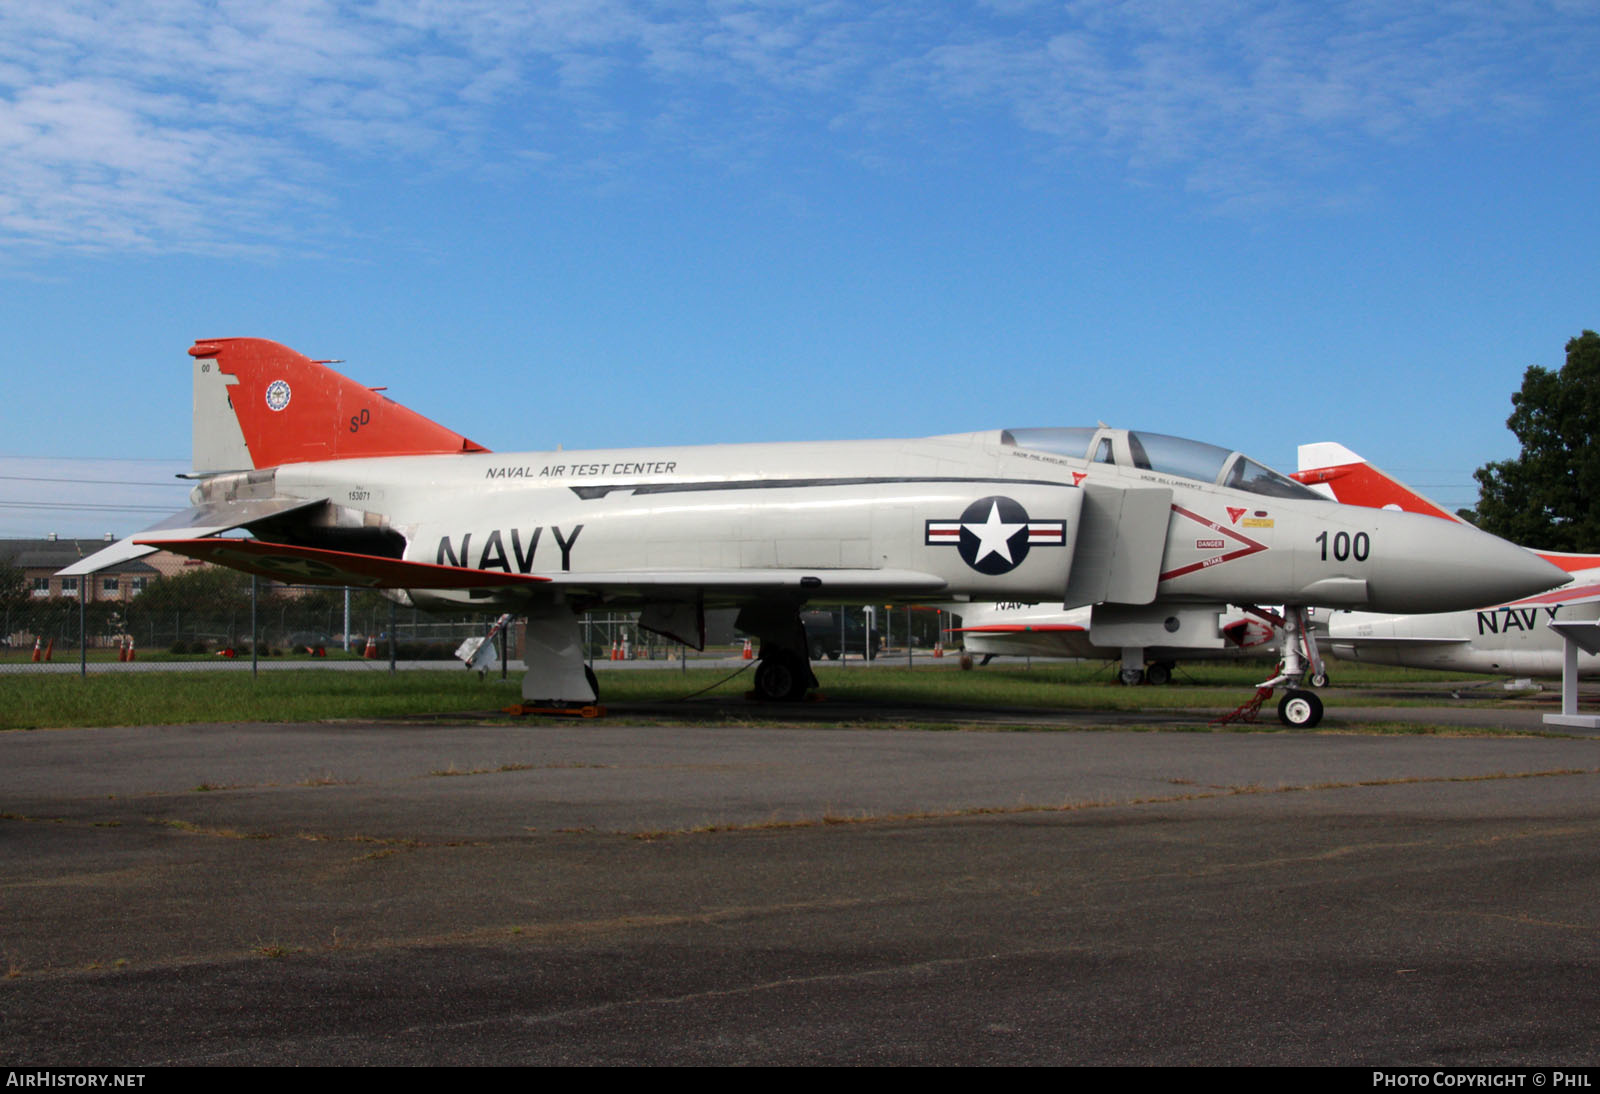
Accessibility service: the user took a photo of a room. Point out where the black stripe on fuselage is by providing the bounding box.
[567,476,1078,501]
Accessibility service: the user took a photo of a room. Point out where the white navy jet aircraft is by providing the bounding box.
[951,600,1282,686]
[61,339,1566,725]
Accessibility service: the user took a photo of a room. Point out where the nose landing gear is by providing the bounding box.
[1215,605,1327,728]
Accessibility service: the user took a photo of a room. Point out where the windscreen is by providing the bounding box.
[1004,427,1326,500]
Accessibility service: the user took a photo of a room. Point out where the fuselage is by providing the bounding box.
[955,600,1278,661]
[1327,570,1600,677]
[213,424,1563,615]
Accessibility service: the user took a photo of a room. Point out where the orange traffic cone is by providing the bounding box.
[364,635,378,659]
[43,638,53,661]
[118,637,128,662]
[933,641,943,658]
[741,638,753,660]
[31,636,40,662]
[126,636,135,662]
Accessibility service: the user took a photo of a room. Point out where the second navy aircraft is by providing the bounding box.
[1294,442,1600,678]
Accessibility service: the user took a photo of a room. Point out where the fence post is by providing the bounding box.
[251,575,259,679]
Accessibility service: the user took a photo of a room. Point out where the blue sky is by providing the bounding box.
[3,0,1598,537]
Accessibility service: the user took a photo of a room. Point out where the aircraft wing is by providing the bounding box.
[950,623,1087,633]
[56,497,329,576]
[1328,635,1471,646]
[146,538,552,590]
[142,538,947,598]
[1512,582,1600,608]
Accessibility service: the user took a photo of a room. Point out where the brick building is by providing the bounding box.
[1,535,204,604]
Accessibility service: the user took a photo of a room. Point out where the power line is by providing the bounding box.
[0,501,180,514]
[0,474,188,488]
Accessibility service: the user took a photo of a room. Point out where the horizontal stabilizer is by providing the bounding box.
[56,497,328,576]
[142,538,552,590]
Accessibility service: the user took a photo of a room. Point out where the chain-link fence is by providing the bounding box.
[2,576,958,675]
[0,580,503,673]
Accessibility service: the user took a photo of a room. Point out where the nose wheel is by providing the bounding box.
[1277,689,1323,728]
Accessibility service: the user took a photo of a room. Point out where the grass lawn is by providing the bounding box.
[0,659,1503,732]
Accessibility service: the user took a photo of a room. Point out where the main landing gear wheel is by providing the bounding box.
[1277,689,1323,728]
[1144,662,1173,686]
[754,654,810,702]
[1119,667,1145,686]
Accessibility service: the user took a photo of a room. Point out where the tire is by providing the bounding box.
[754,656,808,702]
[1310,670,1330,688]
[1119,668,1144,686]
[1277,689,1324,728]
[1145,662,1172,686]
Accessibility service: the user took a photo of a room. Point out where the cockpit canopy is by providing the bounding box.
[1001,427,1326,502]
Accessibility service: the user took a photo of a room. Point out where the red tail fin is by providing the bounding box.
[1291,442,1459,521]
[189,337,488,470]
[1294,441,1600,573]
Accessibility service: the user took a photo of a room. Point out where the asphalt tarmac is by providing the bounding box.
[3,699,1598,1065]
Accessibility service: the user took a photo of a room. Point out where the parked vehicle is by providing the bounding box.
[801,610,880,661]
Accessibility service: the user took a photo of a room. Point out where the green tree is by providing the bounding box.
[123,566,254,646]
[0,563,25,610]
[1473,331,1600,551]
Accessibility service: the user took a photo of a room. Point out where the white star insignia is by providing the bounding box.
[964,501,1024,565]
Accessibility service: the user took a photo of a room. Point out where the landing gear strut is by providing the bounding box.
[1259,605,1325,727]
[738,603,820,703]
[1216,605,1327,728]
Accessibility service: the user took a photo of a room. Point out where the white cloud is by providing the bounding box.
[0,0,1594,253]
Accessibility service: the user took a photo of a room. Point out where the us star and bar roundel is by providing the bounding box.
[925,495,1066,575]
